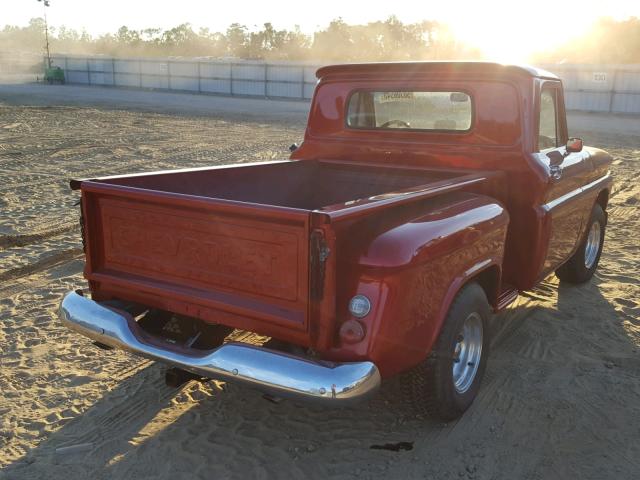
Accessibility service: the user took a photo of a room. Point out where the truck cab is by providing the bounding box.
[296,62,611,290]
[59,62,612,420]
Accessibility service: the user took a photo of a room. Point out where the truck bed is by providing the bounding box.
[89,160,470,211]
[75,160,493,347]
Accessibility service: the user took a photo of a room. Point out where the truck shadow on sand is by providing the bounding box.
[5,276,638,479]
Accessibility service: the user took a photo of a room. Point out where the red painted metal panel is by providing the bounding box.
[324,193,510,377]
[99,197,304,302]
[82,182,311,337]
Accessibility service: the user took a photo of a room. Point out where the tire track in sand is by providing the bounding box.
[0,247,83,283]
[0,223,77,250]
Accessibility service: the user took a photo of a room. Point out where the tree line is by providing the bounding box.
[1,16,639,63]
[0,16,480,61]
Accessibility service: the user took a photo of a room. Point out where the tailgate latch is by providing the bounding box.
[310,230,331,301]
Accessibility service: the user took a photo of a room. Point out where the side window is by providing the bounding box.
[539,89,558,150]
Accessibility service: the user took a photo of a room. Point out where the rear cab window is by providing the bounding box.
[346,91,473,131]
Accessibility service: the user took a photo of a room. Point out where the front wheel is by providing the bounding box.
[556,203,606,284]
[407,282,491,421]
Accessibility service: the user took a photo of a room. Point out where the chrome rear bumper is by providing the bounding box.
[58,291,380,404]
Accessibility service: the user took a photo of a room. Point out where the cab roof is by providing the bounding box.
[316,61,559,80]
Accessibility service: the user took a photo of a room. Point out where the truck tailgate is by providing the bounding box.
[80,182,311,339]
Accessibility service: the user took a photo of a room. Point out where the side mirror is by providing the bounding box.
[289,143,299,153]
[449,92,469,103]
[566,137,583,154]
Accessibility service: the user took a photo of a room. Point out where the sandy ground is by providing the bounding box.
[0,85,639,479]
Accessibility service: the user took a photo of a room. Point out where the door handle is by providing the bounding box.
[550,164,563,180]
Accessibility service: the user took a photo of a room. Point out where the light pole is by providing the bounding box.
[37,0,52,69]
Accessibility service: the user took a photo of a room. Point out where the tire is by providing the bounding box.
[407,282,491,421]
[556,203,606,284]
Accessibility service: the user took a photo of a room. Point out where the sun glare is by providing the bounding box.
[440,0,638,62]
[448,8,598,63]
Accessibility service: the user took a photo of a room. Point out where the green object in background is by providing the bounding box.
[44,66,65,84]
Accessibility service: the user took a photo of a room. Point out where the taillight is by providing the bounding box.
[339,319,366,344]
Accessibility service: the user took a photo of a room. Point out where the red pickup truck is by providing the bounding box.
[59,62,612,420]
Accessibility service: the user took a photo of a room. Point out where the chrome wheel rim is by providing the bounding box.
[584,221,601,269]
[452,312,483,394]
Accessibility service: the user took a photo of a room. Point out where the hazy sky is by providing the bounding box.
[3,0,638,59]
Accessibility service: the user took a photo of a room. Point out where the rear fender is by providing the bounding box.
[325,192,509,377]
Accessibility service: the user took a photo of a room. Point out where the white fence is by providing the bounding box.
[49,55,640,113]
[51,55,320,100]
[540,64,640,114]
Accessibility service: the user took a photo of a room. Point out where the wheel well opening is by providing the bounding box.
[473,266,500,308]
[596,189,609,211]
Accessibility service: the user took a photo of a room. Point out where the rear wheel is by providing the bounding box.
[408,282,491,421]
[556,203,606,284]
